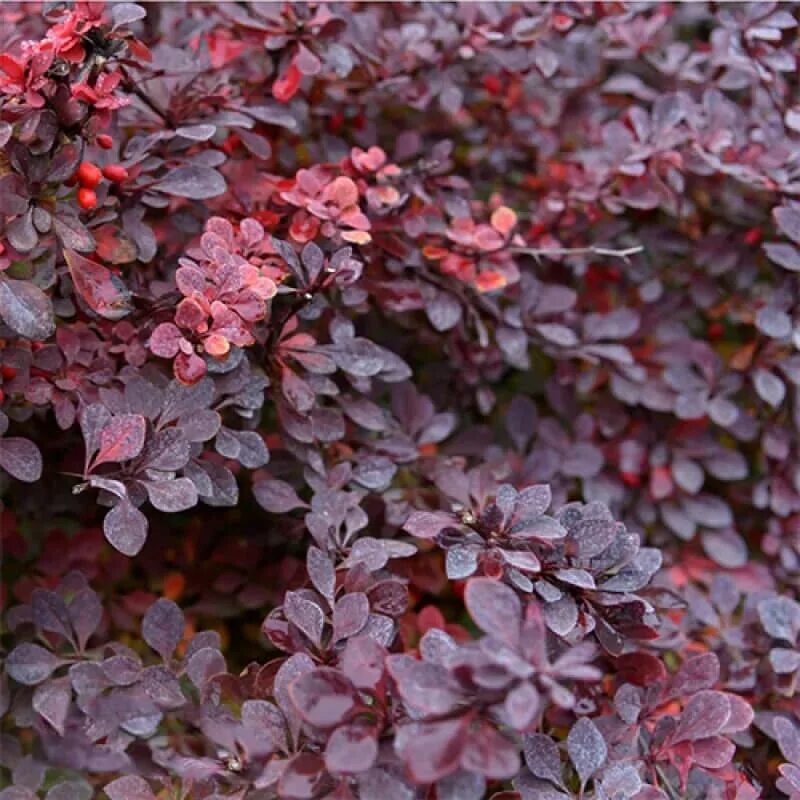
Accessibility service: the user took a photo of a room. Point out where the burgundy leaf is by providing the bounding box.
[289,667,358,728]
[94,414,147,467]
[325,722,379,774]
[64,249,133,320]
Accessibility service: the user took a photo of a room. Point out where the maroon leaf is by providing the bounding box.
[94,414,147,467]
[277,753,329,800]
[397,718,467,783]
[325,722,379,774]
[289,668,358,728]
[64,249,133,320]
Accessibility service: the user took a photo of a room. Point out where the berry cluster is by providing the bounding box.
[71,160,128,210]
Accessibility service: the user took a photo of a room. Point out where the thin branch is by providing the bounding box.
[509,244,644,261]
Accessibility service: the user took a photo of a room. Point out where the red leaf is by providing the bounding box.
[64,248,133,320]
[273,61,303,103]
[94,414,147,467]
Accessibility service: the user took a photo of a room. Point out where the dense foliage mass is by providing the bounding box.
[3,2,800,798]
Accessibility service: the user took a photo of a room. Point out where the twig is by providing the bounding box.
[655,764,681,800]
[509,244,644,261]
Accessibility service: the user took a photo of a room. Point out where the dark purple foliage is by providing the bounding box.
[2,2,800,799]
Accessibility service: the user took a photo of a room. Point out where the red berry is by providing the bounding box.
[97,134,113,149]
[1,366,17,380]
[76,162,103,189]
[743,227,762,246]
[102,164,129,183]
[77,187,98,210]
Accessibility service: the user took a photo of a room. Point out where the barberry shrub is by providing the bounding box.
[2,2,800,798]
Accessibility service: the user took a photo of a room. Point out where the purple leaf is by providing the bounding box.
[94,414,147,467]
[461,722,521,780]
[669,653,720,698]
[32,678,70,734]
[289,668,358,728]
[566,717,606,786]
[0,278,55,341]
[764,241,800,271]
[104,776,157,800]
[775,718,800,765]
[277,753,328,800]
[673,690,731,742]
[53,213,94,252]
[144,478,198,512]
[758,596,800,642]
[516,484,552,518]
[284,591,325,646]
[307,546,336,603]
[141,428,190,471]
[110,2,146,29]
[142,598,184,661]
[0,437,42,482]
[7,644,64,685]
[464,578,521,647]
[242,699,289,753]
[333,593,370,642]
[104,500,148,556]
[397,718,467,783]
[68,588,103,652]
[505,680,540,731]
[186,647,226,689]
[325,722,378,774]
[524,733,564,788]
[774,206,800,244]
[402,510,454,539]
[155,166,226,199]
[341,636,387,690]
[254,479,308,513]
[446,547,479,579]
[31,590,73,642]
